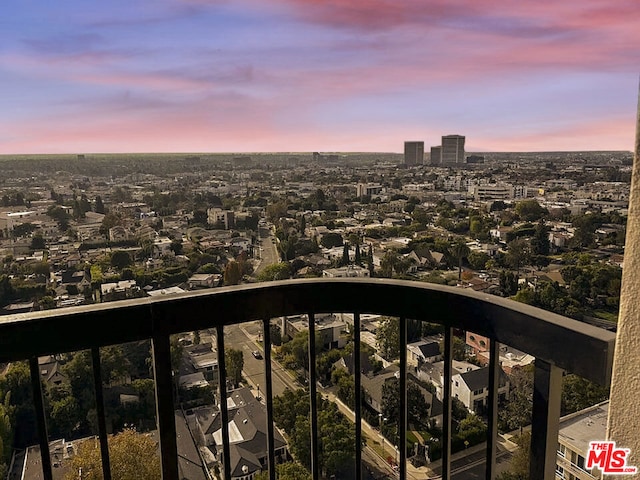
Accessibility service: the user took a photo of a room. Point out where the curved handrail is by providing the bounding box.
[0,278,615,384]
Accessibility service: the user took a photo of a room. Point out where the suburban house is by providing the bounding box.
[407,340,442,365]
[466,332,534,374]
[322,265,370,278]
[38,355,67,387]
[361,365,400,413]
[187,387,288,480]
[283,313,348,350]
[417,359,509,413]
[185,342,219,383]
[100,279,139,302]
[451,366,510,414]
[188,273,222,289]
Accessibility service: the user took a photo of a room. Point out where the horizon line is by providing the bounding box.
[0,149,633,158]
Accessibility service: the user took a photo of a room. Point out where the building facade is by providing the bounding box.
[404,141,424,166]
[430,146,442,166]
[556,402,609,480]
[441,134,465,165]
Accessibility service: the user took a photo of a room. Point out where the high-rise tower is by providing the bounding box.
[441,134,465,164]
[404,141,424,166]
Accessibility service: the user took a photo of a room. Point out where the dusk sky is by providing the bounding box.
[1,1,639,154]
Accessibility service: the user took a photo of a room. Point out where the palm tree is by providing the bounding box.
[450,241,470,281]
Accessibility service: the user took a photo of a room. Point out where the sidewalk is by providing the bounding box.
[423,432,520,479]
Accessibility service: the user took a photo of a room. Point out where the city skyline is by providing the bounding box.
[1,0,638,155]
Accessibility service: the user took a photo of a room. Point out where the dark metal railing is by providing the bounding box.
[0,278,616,480]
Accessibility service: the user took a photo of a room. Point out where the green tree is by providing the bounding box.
[110,250,132,270]
[561,374,609,415]
[354,243,362,265]
[530,221,550,256]
[0,362,36,446]
[31,261,51,277]
[224,260,242,285]
[506,238,530,274]
[94,195,105,214]
[341,243,350,266]
[499,365,533,433]
[99,212,123,236]
[49,396,80,439]
[381,378,431,429]
[30,234,46,250]
[0,394,13,471]
[255,462,311,480]
[257,262,291,281]
[366,246,374,276]
[273,389,357,478]
[496,432,530,480]
[39,295,56,310]
[225,348,244,387]
[65,428,160,480]
[269,323,282,346]
[320,232,343,249]
[12,222,38,238]
[450,241,470,281]
[46,206,71,231]
[515,200,546,222]
[467,251,489,271]
[376,317,400,360]
[170,239,183,255]
[380,250,400,278]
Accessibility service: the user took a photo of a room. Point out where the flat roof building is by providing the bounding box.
[557,401,609,480]
[404,141,424,166]
[441,134,465,165]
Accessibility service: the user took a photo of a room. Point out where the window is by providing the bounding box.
[473,388,484,395]
[557,443,566,457]
[479,340,486,347]
[455,381,459,387]
[555,465,564,479]
[577,455,585,470]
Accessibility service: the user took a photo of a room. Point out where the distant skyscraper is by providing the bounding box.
[441,135,465,164]
[404,141,424,166]
[430,146,442,166]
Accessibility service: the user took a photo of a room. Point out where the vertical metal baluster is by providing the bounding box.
[354,313,362,480]
[485,339,499,480]
[29,357,52,480]
[441,327,453,480]
[91,347,111,480]
[399,317,407,480]
[216,325,232,480]
[529,359,563,480]
[308,312,320,480]
[151,333,179,479]
[262,318,276,480]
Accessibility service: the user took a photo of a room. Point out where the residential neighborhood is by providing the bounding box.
[0,150,628,479]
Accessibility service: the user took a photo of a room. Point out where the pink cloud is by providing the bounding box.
[478,115,635,152]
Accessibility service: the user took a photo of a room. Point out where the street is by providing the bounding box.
[223,323,297,396]
[253,226,280,276]
[220,323,517,480]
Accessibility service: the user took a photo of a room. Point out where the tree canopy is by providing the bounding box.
[65,428,160,480]
[255,462,311,480]
[376,317,400,360]
[273,389,358,478]
[225,348,244,387]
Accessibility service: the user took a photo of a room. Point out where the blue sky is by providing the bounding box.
[1,0,638,154]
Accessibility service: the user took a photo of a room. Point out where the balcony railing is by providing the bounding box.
[0,278,616,480]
